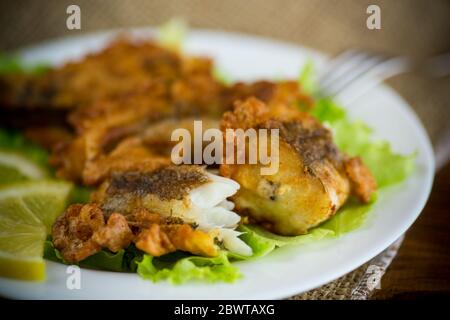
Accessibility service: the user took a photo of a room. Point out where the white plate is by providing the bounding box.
[0,28,434,300]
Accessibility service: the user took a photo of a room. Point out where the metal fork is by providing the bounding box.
[317,50,411,105]
[318,50,450,170]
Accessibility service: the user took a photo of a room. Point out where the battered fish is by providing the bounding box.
[93,165,252,256]
[220,97,376,236]
[52,204,218,262]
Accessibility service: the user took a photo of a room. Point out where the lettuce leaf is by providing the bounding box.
[310,97,415,187]
[69,185,92,204]
[319,197,374,236]
[298,59,316,94]
[333,119,416,187]
[0,53,50,75]
[157,18,187,52]
[136,251,241,284]
[229,224,333,260]
[0,54,23,74]
[0,129,50,170]
[213,68,233,85]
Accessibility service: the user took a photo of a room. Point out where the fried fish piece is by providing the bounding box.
[1,37,226,160]
[220,97,376,236]
[42,38,225,184]
[92,165,252,256]
[0,38,223,112]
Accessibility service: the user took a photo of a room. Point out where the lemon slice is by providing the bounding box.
[0,181,72,281]
[0,150,48,185]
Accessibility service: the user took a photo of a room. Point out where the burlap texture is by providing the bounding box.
[0,0,448,299]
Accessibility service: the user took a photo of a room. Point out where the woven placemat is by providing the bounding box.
[290,237,404,300]
[0,0,448,300]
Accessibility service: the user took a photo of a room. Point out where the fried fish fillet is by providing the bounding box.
[1,38,226,159]
[220,97,376,236]
[0,38,223,112]
[92,165,252,256]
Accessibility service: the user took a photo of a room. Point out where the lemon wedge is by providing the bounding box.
[0,181,72,281]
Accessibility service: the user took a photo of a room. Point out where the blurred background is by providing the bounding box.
[1,0,449,299]
[1,0,449,163]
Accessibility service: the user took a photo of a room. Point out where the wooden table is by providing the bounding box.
[372,162,450,299]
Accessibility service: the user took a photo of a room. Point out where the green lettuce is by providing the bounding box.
[333,119,415,187]
[137,251,241,284]
[298,59,316,94]
[0,53,50,75]
[0,129,50,170]
[213,68,233,85]
[156,19,231,86]
[231,225,333,260]
[157,18,187,52]
[69,185,92,204]
[310,97,415,188]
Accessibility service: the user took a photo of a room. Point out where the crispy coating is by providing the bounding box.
[135,224,176,256]
[80,137,172,186]
[135,223,217,257]
[222,80,313,112]
[0,38,226,182]
[344,157,377,203]
[126,208,165,228]
[36,39,226,184]
[93,165,210,218]
[104,165,209,201]
[52,204,217,263]
[92,213,133,252]
[0,38,222,112]
[52,204,104,263]
[129,209,217,257]
[163,224,218,257]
